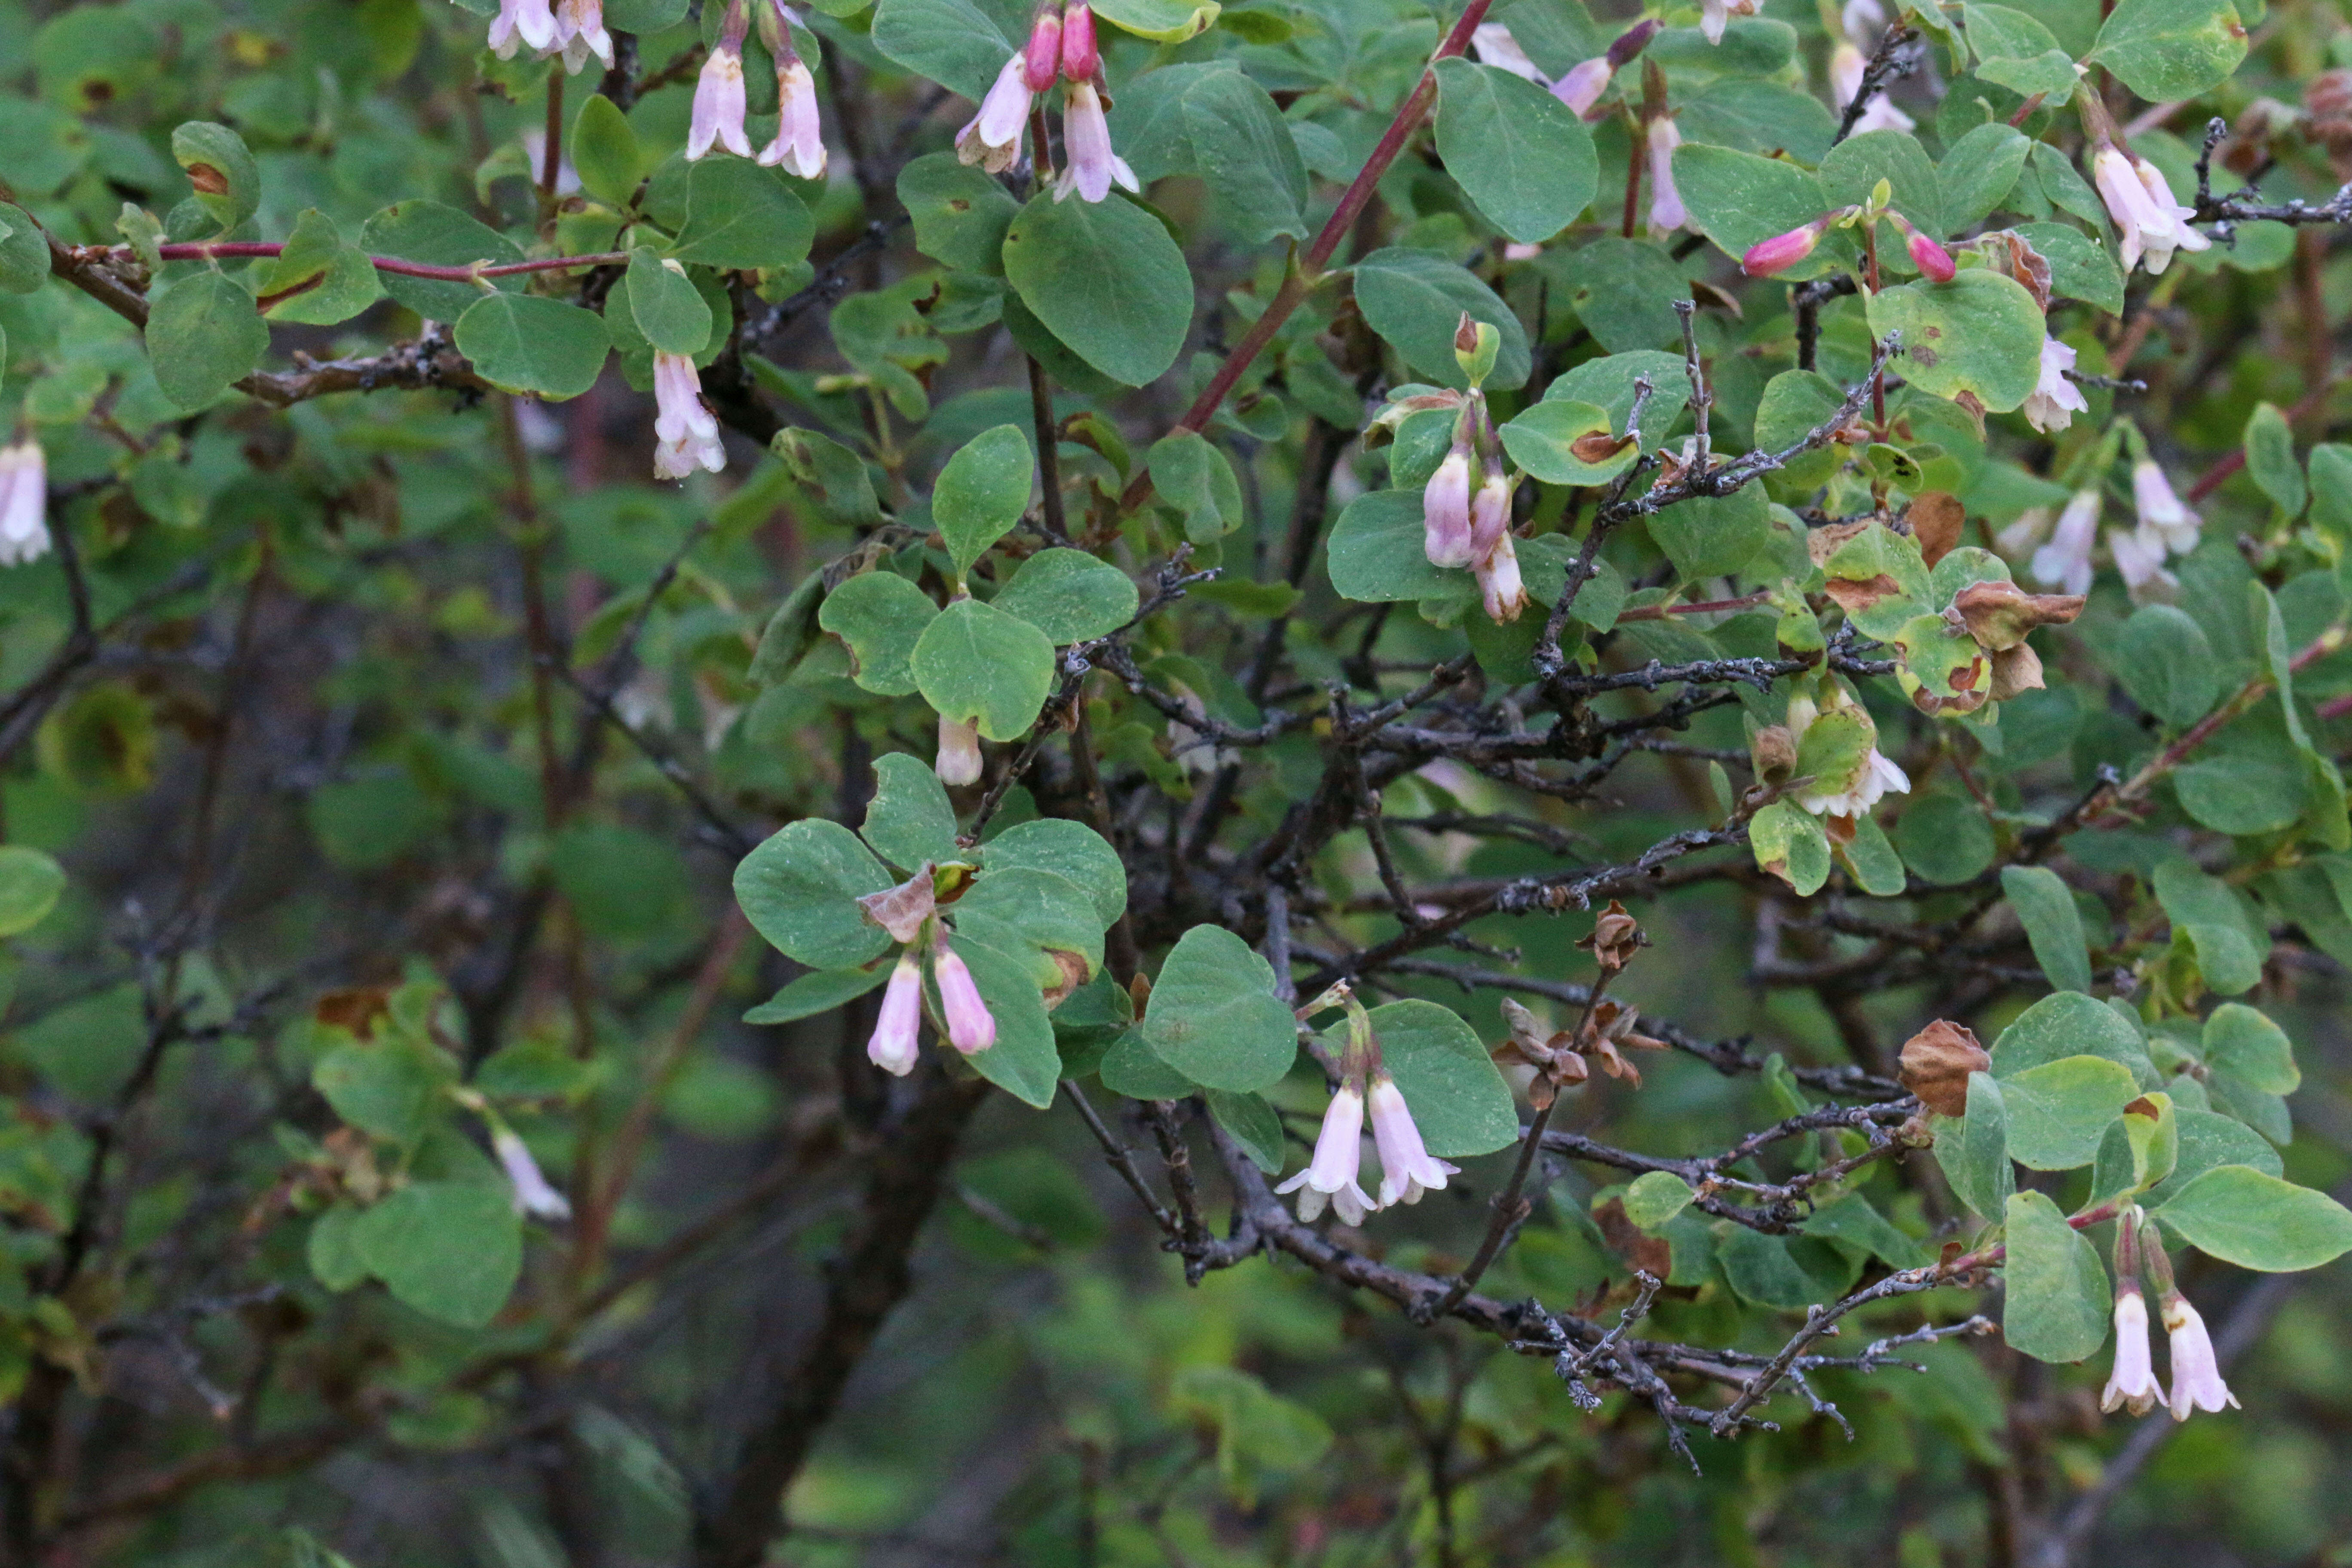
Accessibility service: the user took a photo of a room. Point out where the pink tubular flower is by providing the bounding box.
[1994,505,2053,561]
[933,939,997,1054]
[495,1129,573,1219]
[2022,337,2088,434]
[1468,470,1511,562]
[1274,1083,1376,1225]
[1366,1074,1458,1207]
[488,0,557,59]
[688,7,753,160]
[551,0,614,72]
[1470,22,1543,80]
[2102,1285,2163,1415]
[1830,41,1912,135]
[867,951,925,1075]
[1645,116,1685,235]
[958,55,1034,173]
[0,443,50,567]
[2132,459,2202,554]
[2108,526,2179,604]
[2092,143,2210,276]
[1059,2,1099,81]
[1700,0,1758,46]
[761,57,828,177]
[1476,532,1527,624]
[1025,6,1066,92]
[936,714,983,785]
[652,350,726,480]
[2030,488,2102,597]
[1551,56,1611,116]
[1422,446,1477,568]
[1888,212,1954,281]
[1054,81,1139,204]
[1742,214,1834,277]
[2162,1292,2239,1419]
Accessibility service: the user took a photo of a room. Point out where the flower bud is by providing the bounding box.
[1741,214,1831,277]
[1605,16,1660,67]
[933,940,998,1054]
[1059,2,1099,82]
[1468,470,1512,562]
[1023,6,1064,92]
[1887,212,1955,282]
[1453,313,1499,386]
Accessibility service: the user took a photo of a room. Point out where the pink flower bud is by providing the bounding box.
[494,1129,573,1220]
[867,951,924,1076]
[936,714,983,786]
[1422,447,1476,568]
[1059,2,1099,82]
[1550,56,1611,118]
[1741,217,1827,277]
[1888,212,1955,281]
[759,58,828,179]
[1605,17,1660,68]
[1023,7,1064,92]
[652,350,726,479]
[1468,470,1511,561]
[933,940,997,1054]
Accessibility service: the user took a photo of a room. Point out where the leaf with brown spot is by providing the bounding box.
[1592,1197,1675,1277]
[1950,579,2086,651]
[1906,492,1966,567]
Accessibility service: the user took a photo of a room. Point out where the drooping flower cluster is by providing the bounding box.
[487,0,612,74]
[1740,200,1950,283]
[2091,141,2210,276]
[2007,426,2202,603]
[0,441,51,567]
[959,3,1136,203]
[689,0,829,177]
[2102,1209,2240,1421]
[1275,988,1455,1227]
[1415,322,1526,624]
[857,868,1001,1076]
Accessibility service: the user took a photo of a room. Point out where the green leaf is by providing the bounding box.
[1820,130,1943,240]
[2174,714,2309,834]
[1991,991,2151,1078]
[1545,239,1684,353]
[734,818,897,969]
[992,548,1138,644]
[2114,603,2216,725]
[898,153,1021,276]
[2001,1189,2109,1363]
[934,425,1034,575]
[1896,792,1996,885]
[1500,400,1638,487]
[2013,222,2125,315]
[772,427,885,529]
[1140,925,1298,1093]
[2000,865,2093,995]
[1147,430,1245,543]
[1934,1071,2015,1219]
[0,204,53,294]
[955,866,1105,983]
[1840,814,1910,896]
[170,120,260,232]
[1544,351,1691,450]
[257,209,382,326]
[0,847,65,937]
[352,1181,523,1329]
[1001,191,1192,388]
[861,751,961,872]
[570,92,644,209]
[2153,1164,2352,1271]
[308,1204,368,1292]
[1110,64,1308,244]
[980,818,1127,926]
[742,963,893,1024]
[1649,485,1770,582]
[1939,122,2032,232]
[2244,401,2307,516]
[313,1035,450,1145]
[1431,58,1597,245]
[2203,1001,2298,1094]
[671,159,815,271]
[455,294,609,401]
[1966,4,2077,98]
[1351,248,1532,392]
[1803,1192,1929,1267]
[1998,1054,2142,1169]
[1205,1089,1285,1173]
[358,200,524,322]
[817,570,938,696]
[1326,488,1465,606]
[952,932,1063,1108]
[870,0,1019,100]
[2153,861,2268,997]
[626,248,714,356]
[1092,0,1220,40]
[1749,799,1830,895]
[1371,999,1518,1157]
[1099,1026,1197,1097]
[1670,144,1836,279]
[1864,272,2046,413]
[1623,1170,1695,1230]
[2090,0,2248,102]
[2143,1106,2283,1204]
[146,269,268,411]
[1717,1228,1858,1309]
[912,597,1057,741]
[1676,78,1837,165]
[1167,1365,1332,1510]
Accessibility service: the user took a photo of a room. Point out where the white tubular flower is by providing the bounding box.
[494,1129,573,1220]
[760,58,828,178]
[1551,55,1612,117]
[489,0,557,58]
[2092,144,2208,276]
[866,951,924,1076]
[0,443,52,567]
[935,713,983,785]
[956,53,1032,173]
[1829,42,1913,135]
[932,939,998,1054]
[1054,81,1140,205]
[1476,531,1528,624]
[2030,488,2102,597]
[2022,337,2089,434]
[1645,117,1686,235]
[1796,746,1909,818]
[2135,154,2211,274]
[2108,526,2179,604]
[1366,1074,1458,1208]
[1470,22,1543,79]
[2101,1286,2164,1416]
[1274,1083,1377,1226]
[551,0,613,71]
[2132,459,2202,554]
[2162,1292,2240,1420]
[1700,0,1758,46]
[652,351,726,479]
[688,23,753,159]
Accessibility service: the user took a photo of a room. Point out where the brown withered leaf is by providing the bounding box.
[1989,641,2044,700]
[1806,518,1873,567]
[1906,492,1966,567]
[1750,723,1798,783]
[1949,390,1989,441]
[1910,684,1988,717]
[1571,430,1638,464]
[1577,900,1644,971]
[1899,1019,1990,1117]
[1950,579,2085,652]
[1592,1197,1675,1279]
[856,867,937,944]
[1974,230,2053,311]
[1820,573,1904,615]
[1687,277,1744,318]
